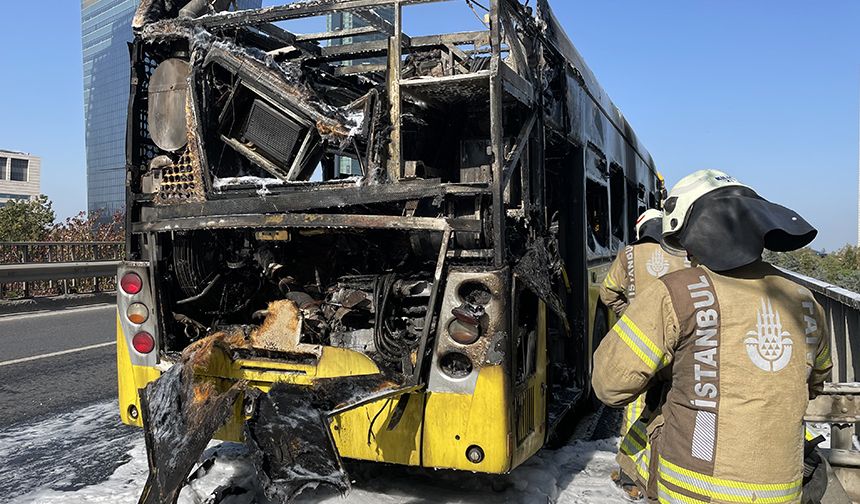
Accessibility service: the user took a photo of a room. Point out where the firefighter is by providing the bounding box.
[599,209,689,499]
[600,209,689,317]
[592,170,832,504]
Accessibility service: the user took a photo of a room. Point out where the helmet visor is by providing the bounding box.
[675,186,817,271]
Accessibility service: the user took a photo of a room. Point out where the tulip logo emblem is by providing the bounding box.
[745,298,793,372]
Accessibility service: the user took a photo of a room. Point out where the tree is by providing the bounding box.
[764,246,860,292]
[0,195,55,242]
[48,209,124,243]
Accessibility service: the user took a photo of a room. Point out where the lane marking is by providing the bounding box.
[0,304,115,322]
[0,341,116,368]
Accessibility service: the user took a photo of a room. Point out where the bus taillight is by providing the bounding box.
[120,272,143,295]
[133,332,155,354]
[126,303,150,324]
[448,318,480,345]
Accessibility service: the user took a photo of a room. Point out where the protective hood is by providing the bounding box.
[672,186,817,271]
[632,218,662,245]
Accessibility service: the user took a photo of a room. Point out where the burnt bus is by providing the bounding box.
[117,0,663,495]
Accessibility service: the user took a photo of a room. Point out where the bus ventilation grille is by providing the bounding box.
[156,148,204,204]
[515,385,536,444]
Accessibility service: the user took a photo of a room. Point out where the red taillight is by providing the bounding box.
[132,332,155,354]
[121,272,143,295]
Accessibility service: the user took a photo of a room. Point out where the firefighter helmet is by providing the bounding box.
[633,209,663,244]
[662,169,817,271]
[662,170,748,251]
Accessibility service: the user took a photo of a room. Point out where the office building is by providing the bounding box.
[0,151,41,207]
[81,0,261,216]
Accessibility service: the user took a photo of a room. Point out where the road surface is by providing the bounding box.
[0,304,142,502]
[0,303,630,504]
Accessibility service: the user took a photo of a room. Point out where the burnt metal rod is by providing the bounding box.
[132,213,482,233]
[194,0,453,30]
[409,227,452,386]
[501,111,538,188]
[296,26,378,42]
[386,0,404,181]
[489,0,505,268]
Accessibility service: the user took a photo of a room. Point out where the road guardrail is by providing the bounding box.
[0,261,120,283]
[0,242,123,299]
[782,268,860,383]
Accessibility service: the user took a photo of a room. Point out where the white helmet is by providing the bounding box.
[635,209,662,241]
[662,169,748,253]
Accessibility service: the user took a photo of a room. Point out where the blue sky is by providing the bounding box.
[0,1,857,250]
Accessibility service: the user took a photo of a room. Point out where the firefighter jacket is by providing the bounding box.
[600,242,689,488]
[600,242,690,317]
[593,261,833,504]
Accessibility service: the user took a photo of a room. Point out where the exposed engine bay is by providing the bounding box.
[165,229,438,374]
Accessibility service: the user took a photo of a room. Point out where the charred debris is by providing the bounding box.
[125,0,619,501]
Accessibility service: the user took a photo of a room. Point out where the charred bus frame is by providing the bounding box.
[120,0,664,491]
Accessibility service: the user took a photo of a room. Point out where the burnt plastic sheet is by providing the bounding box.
[245,384,348,502]
[138,363,245,504]
[137,345,417,503]
[245,376,420,502]
[514,235,569,330]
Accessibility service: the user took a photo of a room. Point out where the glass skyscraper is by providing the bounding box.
[81,0,138,216]
[327,8,394,176]
[81,0,261,216]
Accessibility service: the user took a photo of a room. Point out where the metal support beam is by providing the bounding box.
[194,0,452,30]
[354,8,412,46]
[254,23,321,56]
[334,63,387,76]
[132,213,482,234]
[502,111,537,188]
[489,0,505,268]
[296,26,378,42]
[318,31,490,60]
[386,0,403,181]
[500,11,528,75]
[410,227,451,386]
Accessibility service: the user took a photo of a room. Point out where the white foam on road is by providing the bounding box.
[16,423,630,504]
[0,401,141,502]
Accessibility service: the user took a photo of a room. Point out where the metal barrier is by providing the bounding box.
[0,241,123,264]
[0,242,123,298]
[0,261,120,282]
[783,269,860,383]
[782,269,860,499]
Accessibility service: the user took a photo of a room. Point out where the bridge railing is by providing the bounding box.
[0,242,124,299]
[781,268,860,383]
[782,268,860,498]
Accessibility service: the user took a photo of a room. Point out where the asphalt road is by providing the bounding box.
[0,304,119,426]
[0,303,143,501]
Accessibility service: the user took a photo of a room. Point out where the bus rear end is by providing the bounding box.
[119,0,661,499]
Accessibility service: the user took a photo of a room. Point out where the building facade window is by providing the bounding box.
[0,157,6,179]
[10,158,28,182]
[0,193,30,200]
